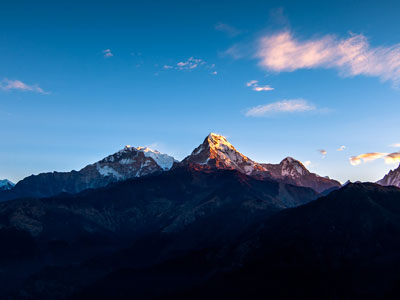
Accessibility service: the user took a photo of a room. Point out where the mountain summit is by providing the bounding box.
[0,146,176,201]
[181,133,266,175]
[262,157,341,193]
[0,179,14,191]
[182,133,340,193]
[377,163,400,188]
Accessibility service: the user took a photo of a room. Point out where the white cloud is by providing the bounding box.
[245,99,315,117]
[389,143,400,148]
[246,80,274,91]
[211,71,218,75]
[176,57,204,70]
[0,79,49,94]
[252,85,274,92]
[163,57,214,72]
[215,22,242,37]
[246,80,258,87]
[103,49,113,58]
[257,31,400,86]
[337,145,346,151]
[303,160,312,167]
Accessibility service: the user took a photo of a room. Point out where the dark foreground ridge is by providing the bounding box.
[0,166,318,299]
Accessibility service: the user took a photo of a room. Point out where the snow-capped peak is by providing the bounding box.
[136,146,177,170]
[183,133,266,175]
[0,179,15,191]
[280,157,308,177]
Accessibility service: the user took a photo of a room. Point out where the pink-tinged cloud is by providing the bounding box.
[384,152,400,164]
[303,160,312,167]
[257,31,400,85]
[337,145,346,151]
[0,79,48,94]
[349,152,388,166]
[389,143,400,148]
[318,149,327,158]
[245,99,315,117]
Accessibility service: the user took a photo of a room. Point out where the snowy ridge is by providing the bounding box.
[0,179,15,190]
[91,145,177,180]
[136,147,177,170]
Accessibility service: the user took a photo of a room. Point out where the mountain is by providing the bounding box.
[69,183,400,300]
[0,179,14,191]
[377,163,400,188]
[262,157,341,193]
[181,133,340,193]
[0,166,318,298]
[181,133,266,175]
[0,146,177,202]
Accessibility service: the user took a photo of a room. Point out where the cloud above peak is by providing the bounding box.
[0,79,49,94]
[256,31,400,85]
[349,151,400,165]
[245,99,315,117]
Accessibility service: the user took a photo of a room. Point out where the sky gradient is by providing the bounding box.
[1,0,400,184]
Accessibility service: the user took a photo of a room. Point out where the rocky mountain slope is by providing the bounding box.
[262,157,341,193]
[0,166,318,298]
[70,183,400,300]
[181,133,341,193]
[0,146,177,201]
[377,163,400,188]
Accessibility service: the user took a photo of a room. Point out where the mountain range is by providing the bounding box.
[1,133,400,299]
[0,133,340,202]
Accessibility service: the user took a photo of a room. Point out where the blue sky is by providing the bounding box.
[1,0,400,183]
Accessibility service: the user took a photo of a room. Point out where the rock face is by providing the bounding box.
[181,133,341,193]
[0,180,14,191]
[262,157,341,193]
[377,164,400,188]
[181,133,266,175]
[0,146,177,201]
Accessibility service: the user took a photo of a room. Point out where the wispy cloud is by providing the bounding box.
[349,152,388,165]
[337,145,346,151]
[318,149,327,158]
[245,99,315,117]
[215,22,242,37]
[0,79,49,94]
[163,57,215,73]
[257,31,400,86]
[246,80,274,92]
[103,49,113,58]
[176,57,205,70]
[246,80,258,87]
[385,152,400,164]
[389,143,400,148]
